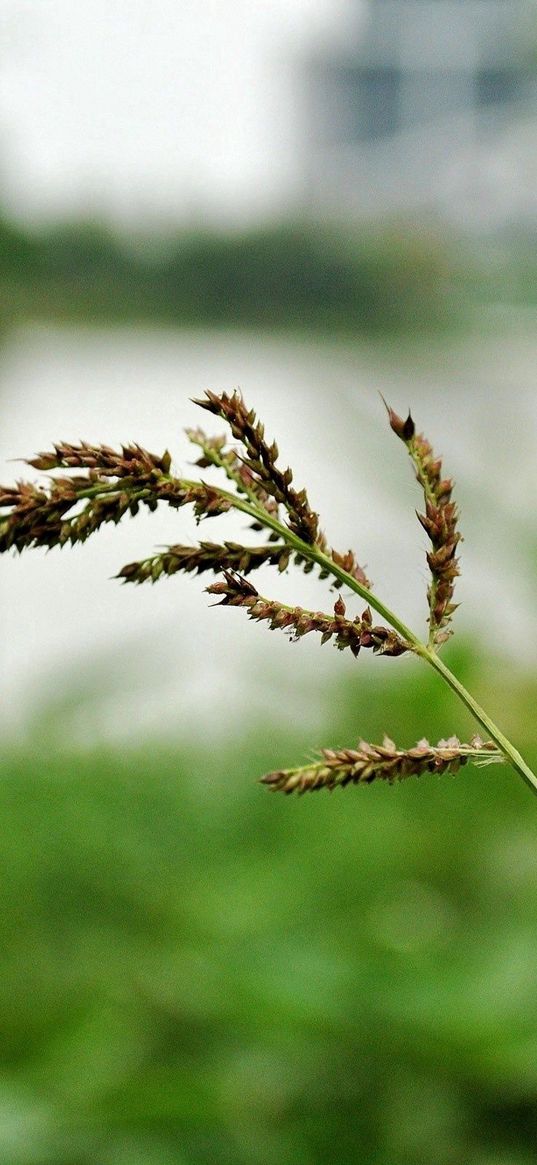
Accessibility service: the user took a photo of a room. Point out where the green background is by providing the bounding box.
[2,642,536,1165]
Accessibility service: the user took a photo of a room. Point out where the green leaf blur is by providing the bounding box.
[1,644,537,1165]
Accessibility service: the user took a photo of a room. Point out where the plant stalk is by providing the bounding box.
[420,648,537,797]
[203,481,537,796]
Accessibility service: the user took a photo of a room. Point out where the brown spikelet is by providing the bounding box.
[329,547,371,590]
[117,541,294,584]
[385,403,461,647]
[261,735,500,794]
[193,390,320,543]
[0,444,234,554]
[205,572,409,657]
[192,392,372,589]
[27,441,173,478]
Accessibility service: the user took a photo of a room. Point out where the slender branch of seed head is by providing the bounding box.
[383,400,461,648]
[261,735,503,794]
[116,538,369,591]
[25,441,173,477]
[0,448,234,552]
[117,541,294,585]
[193,390,319,543]
[206,571,410,657]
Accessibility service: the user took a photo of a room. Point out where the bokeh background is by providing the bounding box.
[1,3,537,1162]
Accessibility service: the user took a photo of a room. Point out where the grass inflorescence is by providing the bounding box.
[1,391,535,799]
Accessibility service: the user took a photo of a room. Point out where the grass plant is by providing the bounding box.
[1,392,535,798]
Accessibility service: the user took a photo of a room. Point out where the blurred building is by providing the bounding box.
[305,0,537,228]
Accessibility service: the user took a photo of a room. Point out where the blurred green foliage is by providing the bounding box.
[1,643,537,1164]
[0,214,464,333]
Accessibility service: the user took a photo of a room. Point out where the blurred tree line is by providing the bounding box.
[0,213,465,333]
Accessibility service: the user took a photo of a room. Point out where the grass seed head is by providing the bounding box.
[385,402,461,646]
[261,736,500,794]
[1,391,522,800]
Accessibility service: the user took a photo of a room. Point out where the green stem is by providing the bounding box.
[200,481,537,796]
[421,648,537,797]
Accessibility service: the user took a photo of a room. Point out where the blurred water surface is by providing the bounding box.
[1,321,536,744]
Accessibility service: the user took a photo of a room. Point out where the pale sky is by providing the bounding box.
[0,0,356,226]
